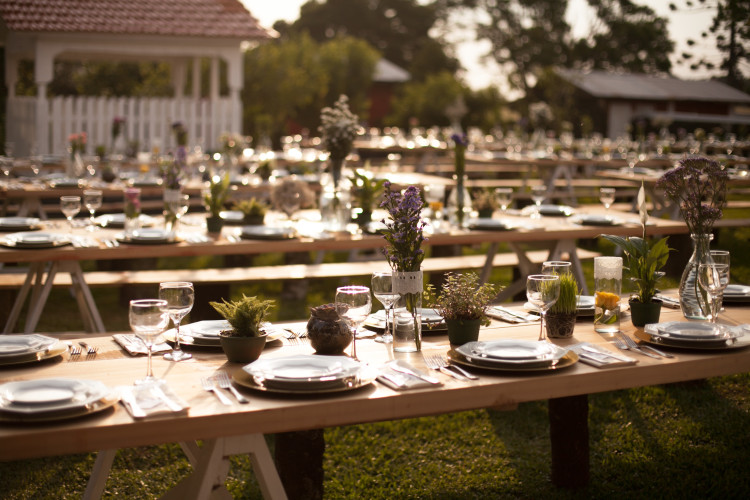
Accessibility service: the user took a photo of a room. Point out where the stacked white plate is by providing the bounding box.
[641,321,747,350]
[0,335,66,365]
[365,308,446,333]
[240,226,296,240]
[467,218,517,231]
[0,217,42,232]
[116,228,174,244]
[95,213,155,229]
[449,339,577,372]
[238,355,375,393]
[723,284,750,303]
[521,204,575,217]
[0,378,117,422]
[0,232,71,249]
[571,214,622,226]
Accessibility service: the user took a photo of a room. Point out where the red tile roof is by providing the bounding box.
[0,0,271,39]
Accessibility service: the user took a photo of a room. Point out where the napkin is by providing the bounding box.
[118,382,188,419]
[486,306,538,324]
[376,363,442,391]
[568,342,637,369]
[113,334,172,356]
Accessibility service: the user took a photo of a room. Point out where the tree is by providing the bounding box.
[672,0,750,90]
[278,0,458,81]
[386,71,466,127]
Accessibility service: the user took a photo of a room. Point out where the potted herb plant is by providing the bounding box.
[233,198,268,225]
[350,167,385,227]
[602,184,671,327]
[472,188,498,218]
[210,294,275,363]
[424,272,499,345]
[203,172,230,234]
[545,272,580,338]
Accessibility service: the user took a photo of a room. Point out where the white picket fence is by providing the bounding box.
[6,95,237,157]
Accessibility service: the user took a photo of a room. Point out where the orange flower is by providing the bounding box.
[595,291,620,310]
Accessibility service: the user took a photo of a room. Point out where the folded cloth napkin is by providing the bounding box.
[655,295,681,309]
[486,306,538,324]
[568,342,637,369]
[118,381,189,419]
[113,334,172,356]
[376,362,442,391]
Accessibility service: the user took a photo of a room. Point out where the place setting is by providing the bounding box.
[0,231,71,249]
[0,334,68,366]
[94,213,156,229]
[0,217,42,232]
[448,339,578,373]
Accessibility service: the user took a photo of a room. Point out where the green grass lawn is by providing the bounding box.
[1,225,749,498]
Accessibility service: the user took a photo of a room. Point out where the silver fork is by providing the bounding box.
[613,335,660,359]
[433,354,479,380]
[620,333,673,358]
[424,354,465,380]
[201,377,233,405]
[67,342,82,359]
[79,341,98,356]
[214,372,249,404]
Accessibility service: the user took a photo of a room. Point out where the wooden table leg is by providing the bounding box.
[275,430,324,500]
[549,394,589,488]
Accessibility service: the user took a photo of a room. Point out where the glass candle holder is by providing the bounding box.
[594,256,622,334]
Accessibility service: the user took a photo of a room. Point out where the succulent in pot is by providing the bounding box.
[424,272,499,345]
[234,198,268,225]
[210,294,275,362]
[601,184,671,326]
[471,188,498,218]
[545,272,580,338]
[306,303,353,354]
[203,172,230,233]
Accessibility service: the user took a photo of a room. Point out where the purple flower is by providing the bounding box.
[381,181,427,272]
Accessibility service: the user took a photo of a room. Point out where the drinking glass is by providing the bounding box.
[530,185,547,218]
[371,272,398,344]
[495,187,513,213]
[167,194,190,235]
[541,260,572,276]
[129,299,170,384]
[698,263,730,324]
[626,150,638,175]
[83,189,103,231]
[526,275,560,342]
[335,286,372,360]
[60,196,81,229]
[159,281,194,361]
[424,184,445,231]
[599,188,615,213]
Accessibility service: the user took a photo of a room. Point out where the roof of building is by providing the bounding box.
[373,59,410,83]
[557,69,750,104]
[0,0,271,39]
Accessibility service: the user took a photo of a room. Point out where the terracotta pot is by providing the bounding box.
[445,317,482,345]
[545,311,576,339]
[629,299,662,327]
[219,333,266,363]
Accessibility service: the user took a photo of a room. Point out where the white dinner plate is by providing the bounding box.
[654,321,744,342]
[0,232,71,249]
[467,218,516,231]
[220,210,246,225]
[95,213,155,228]
[0,334,58,357]
[461,339,560,361]
[0,217,41,231]
[243,354,367,391]
[723,284,750,303]
[240,226,296,240]
[116,228,174,244]
[0,378,111,415]
[365,308,446,333]
[522,204,575,217]
[572,214,621,226]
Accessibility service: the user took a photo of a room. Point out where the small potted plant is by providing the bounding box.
[350,167,386,227]
[471,188,498,218]
[233,198,268,225]
[306,303,352,354]
[203,172,230,234]
[602,184,671,327]
[424,272,499,345]
[545,272,580,338]
[210,294,275,363]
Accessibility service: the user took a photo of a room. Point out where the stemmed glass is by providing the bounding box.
[167,194,190,236]
[60,196,81,229]
[541,260,571,276]
[83,190,102,231]
[526,274,560,341]
[626,150,638,176]
[371,272,398,344]
[335,286,372,360]
[530,185,547,219]
[129,299,170,384]
[495,187,513,213]
[280,193,301,226]
[698,262,730,324]
[424,184,445,231]
[599,188,615,214]
[159,281,194,361]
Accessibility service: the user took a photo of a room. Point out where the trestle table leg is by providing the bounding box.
[83,449,117,500]
[549,394,589,488]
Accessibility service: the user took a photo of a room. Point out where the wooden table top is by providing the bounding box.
[1,305,749,461]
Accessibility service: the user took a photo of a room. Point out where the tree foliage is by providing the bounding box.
[386,71,466,128]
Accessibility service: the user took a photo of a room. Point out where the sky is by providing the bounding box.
[242,0,722,92]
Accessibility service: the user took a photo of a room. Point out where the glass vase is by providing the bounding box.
[319,172,351,233]
[163,188,181,236]
[392,271,423,352]
[678,233,714,320]
[124,187,142,238]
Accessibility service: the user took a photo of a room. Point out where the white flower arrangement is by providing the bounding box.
[319,95,359,161]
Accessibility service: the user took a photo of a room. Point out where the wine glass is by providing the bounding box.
[60,196,81,229]
[495,187,513,213]
[530,185,547,219]
[159,281,194,361]
[83,190,103,231]
[626,150,638,176]
[424,184,445,231]
[599,188,615,213]
[335,286,372,360]
[541,260,572,276]
[168,194,190,235]
[698,263,730,324]
[129,299,170,384]
[526,274,560,341]
[280,192,301,225]
[371,272,398,344]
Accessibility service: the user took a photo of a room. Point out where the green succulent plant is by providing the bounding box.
[424,272,499,326]
[233,198,268,217]
[203,172,230,217]
[209,294,275,337]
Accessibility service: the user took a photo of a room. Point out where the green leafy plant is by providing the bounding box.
[602,184,671,304]
[549,272,580,314]
[209,294,275,338]
[424,272,499,326]
[203,173,230,217]
[233,198,268,218]
[350,167,386,212]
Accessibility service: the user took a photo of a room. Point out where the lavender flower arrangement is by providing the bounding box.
[380,182,427,272]
[160,157,183,190]
[656,157,728,235]
[319,95,359,188]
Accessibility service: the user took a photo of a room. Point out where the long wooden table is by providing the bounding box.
[1,306,749,499]
[0,208,688,334]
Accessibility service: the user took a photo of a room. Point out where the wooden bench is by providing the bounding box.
[0,248,602,289]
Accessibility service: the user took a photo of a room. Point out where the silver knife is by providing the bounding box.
[389,361,440,385]
[152,384,183,412]
[120,390,146,418]
[639,344,674,359]
[491,306,539,322]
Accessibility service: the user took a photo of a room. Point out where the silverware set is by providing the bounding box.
[99,238,120,248]
[284,329,308,346]
[613,333,672,359]
[79,341,99,357]
[424,354,478,381]
[202,373,248,404]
